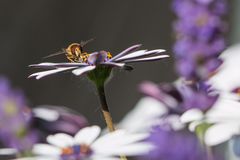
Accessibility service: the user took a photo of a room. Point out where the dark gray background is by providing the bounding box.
[0,0,234,126]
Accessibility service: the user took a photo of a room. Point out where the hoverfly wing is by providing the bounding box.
[80,38,95,47]
[42,49,66,59]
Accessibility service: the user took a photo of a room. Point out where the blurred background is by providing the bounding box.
[0,0,237,126]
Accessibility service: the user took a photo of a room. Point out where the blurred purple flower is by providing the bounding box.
[140,81,218,112]
[140,126,208,160]
[0,77,38,153]
[31,105,88,138]
[172,0,227,81]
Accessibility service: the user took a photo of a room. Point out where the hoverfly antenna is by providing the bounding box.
[80,38,95,47]
[42,49,66,59]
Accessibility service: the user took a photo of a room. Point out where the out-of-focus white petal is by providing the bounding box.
[116,49,165,62]
[206,98,240,123]
[14,157,59,160]
[33,107,59,121]
[74,126,101,145]
[47,133,74,148]
[0,148,18,155]
[33,144,61,156]
[188,121,203,132]
[122,55,169,63]
[118,97,167,133]
[205,123,239,146]
[90,156,120,160]
[29,67,76,79]
[93,131,149,151]
[92,130,126,149]
[181,109,204,123]
[29,62,88,68]
[72,66,96,76]
[166,114,185,131]
[209,44,240,92]
[94,142,154,156]
[105,133,149,147]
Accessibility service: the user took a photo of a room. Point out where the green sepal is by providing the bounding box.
[87,65,112,88]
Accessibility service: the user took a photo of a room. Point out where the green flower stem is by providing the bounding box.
[87,66,127,160]
[88,66,127,160]
[95,81,128,160]
[195,122,213,160]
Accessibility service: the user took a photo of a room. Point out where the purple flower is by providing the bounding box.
[31,105,88,138]
[140,81,218,112]
[140,126,208,160]
[172,0,227,81]
[0,77,38,152]
[28,44,168,80]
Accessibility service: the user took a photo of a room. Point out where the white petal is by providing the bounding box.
[89,154,121,160]
[0,148,18,155]
[33,107,59,121]
[188,121,203,132]
[115,50,146,61]
[209,44,240,91]
[116,49,165,62]
[92,130,126,149]
[94,142,154,156]
[93,131,149,150]
[29,62,88,68]
[205,123,239,146]
[89,156,120,160]
[166,114,185,131]
[74,126,101,145]
[13,157,58,160]
[33,144,61,156]
[102,62,125,68]
[29,67,76,79]
[180,109,204,123]
[118,97,167,133]
[72,66,96,76]
[206,98,240,123]
[122,55,169,63]
[47,133,74,147]
[109,44,142,62]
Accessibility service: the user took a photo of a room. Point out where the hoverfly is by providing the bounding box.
[44,38,94,63]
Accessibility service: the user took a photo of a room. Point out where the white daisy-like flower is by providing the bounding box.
[29,44,168,80]
[28,126,152,160]
[209,44,240,100]
[117,97,168,133]
[181,96,240,146]
[118,96,185,133]
[180,44,240,146]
